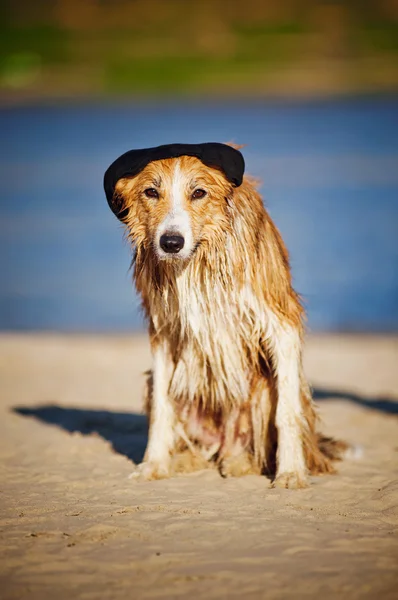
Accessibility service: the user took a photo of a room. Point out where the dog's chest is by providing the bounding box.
[157,272,269,405]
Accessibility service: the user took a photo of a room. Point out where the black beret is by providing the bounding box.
[104,142,245,220]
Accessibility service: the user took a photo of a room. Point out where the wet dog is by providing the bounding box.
[104,143,345,487]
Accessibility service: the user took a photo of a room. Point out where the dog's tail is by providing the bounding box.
[300,374,350,474]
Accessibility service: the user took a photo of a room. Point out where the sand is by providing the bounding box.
[0,333,397,599]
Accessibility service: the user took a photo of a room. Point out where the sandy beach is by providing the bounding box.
[1,333,397,599]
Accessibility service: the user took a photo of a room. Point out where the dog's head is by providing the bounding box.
[104,143,245,262]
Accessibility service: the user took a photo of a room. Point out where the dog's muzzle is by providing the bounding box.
[159,233,185,254]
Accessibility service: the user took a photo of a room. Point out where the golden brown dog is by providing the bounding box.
[106,144,345,488]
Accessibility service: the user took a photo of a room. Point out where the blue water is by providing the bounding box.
[1,96,398,331]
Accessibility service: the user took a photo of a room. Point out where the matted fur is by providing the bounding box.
[115,154,345,487]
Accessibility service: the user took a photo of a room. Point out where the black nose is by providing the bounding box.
[159,234,185,254]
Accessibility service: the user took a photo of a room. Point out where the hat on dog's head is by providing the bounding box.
[104,142,245,221]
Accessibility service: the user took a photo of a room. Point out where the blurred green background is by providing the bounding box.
[1,0,398,101]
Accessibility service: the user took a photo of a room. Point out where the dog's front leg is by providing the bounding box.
[130,340,175,481]
[268,319,308,489]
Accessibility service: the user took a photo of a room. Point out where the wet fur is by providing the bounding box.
[116,154,345,487]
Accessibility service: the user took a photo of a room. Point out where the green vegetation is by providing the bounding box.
[1,0,397,100]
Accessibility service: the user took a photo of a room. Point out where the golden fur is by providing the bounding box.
[115,154,346,487]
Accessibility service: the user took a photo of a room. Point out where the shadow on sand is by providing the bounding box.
[313,387,398,416]
[13,405,148,464]
[13,387,397,463]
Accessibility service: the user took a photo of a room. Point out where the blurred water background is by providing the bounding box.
[1,1,398,332]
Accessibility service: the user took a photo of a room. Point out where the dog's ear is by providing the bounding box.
[108,176,140,223]
[107,190,129,222]
[104,154,145,222]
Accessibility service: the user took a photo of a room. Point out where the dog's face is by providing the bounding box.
[115,156,234,261]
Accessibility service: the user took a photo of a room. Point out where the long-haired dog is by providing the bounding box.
[104,143,345,488]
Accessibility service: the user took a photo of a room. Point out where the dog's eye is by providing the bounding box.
[192,189,207,200]
[144,188,159,199]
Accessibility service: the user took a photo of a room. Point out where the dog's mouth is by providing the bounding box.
[156,248,190,262]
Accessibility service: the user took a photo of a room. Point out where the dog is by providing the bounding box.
[104,142,345,488]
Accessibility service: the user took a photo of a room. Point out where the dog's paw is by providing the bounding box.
[219,454,261,478]
[128,461,169,481]
[272,471,309,489]
[171,450,209,475]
